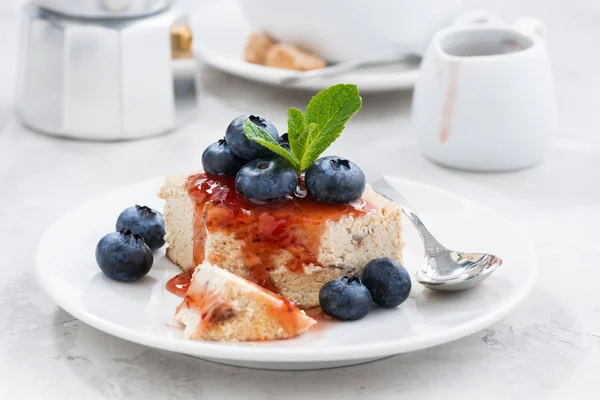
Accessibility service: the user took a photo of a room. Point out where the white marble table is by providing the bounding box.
[1,1,599,398]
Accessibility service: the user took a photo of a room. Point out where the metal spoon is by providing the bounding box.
[372,178,502,291]
[279,53,421,87]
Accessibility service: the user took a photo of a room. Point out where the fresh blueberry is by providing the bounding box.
[235,158,297,200]
[319,276,372,321]
[362,257,411,308]
[202,138,247,176]
[279,133,291,152]
[279,133,289,145]
[225,114,279,160]
[305,156,366,204]
[95,230,153,282]
[116,205,165,250]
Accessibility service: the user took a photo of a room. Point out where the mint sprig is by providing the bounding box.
[243,84,362,174]
[286,107,307,158]
[242,119,301,173]
[301,84,362,170]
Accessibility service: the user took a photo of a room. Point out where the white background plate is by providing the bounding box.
[35,176,537,370]
[191,1,420,93]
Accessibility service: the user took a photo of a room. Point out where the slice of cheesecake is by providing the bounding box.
[175,261,316,341]
[159,172,403,309]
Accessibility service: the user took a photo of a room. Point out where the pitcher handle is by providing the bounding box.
[452,9,504,26]
[512,17,546,39]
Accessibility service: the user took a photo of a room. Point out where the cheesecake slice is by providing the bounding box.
[175,261,316,341]
[159,172,403,309]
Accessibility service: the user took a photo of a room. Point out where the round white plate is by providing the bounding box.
[35,175,537,370]
[191,1,420,93]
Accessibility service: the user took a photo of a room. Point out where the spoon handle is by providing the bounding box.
[279,53,421,86]
[399,203,445,253]
[371,178,444,252]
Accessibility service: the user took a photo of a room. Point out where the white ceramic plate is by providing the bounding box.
[191,1,420,93]
[35,175,537,370]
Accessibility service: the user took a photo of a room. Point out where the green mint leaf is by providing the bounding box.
[242,84,362,175]
[242,118,301,173]
[299,123,318,170]
[287,107,305,159]
[301,84,362,170]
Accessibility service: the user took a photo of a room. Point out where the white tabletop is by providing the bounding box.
[1,0,599,398]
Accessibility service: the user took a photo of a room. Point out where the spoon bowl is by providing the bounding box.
[372,178,502,292]
[416,251,502,291]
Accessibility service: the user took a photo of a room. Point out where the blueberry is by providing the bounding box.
[279,133,289,145]
[279,133,291,152]
[362,257,411,308]
[202,138,247,176]
[226,114,279,160]
[235,158,297,200]
[319,276,372,321]
[116,205,165,250]
[305,156,366,204]
[95,230,153,282]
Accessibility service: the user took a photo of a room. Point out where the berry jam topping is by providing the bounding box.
[184,173,375,292]
[166,268,195,297]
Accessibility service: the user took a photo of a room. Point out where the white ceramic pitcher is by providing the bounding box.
[412,15,557,171]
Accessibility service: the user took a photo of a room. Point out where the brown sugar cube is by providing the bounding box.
[264,43,326,71]
[244,33,275,64]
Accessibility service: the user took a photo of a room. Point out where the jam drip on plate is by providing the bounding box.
[166,268,194,297]
[184,173,375,292]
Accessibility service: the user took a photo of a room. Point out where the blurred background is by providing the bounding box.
[1,0,598,214]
